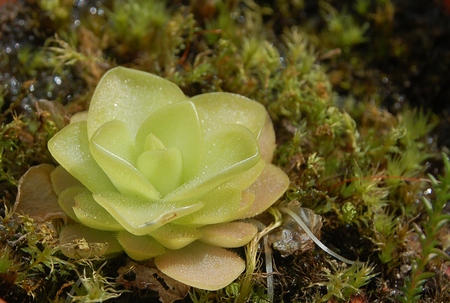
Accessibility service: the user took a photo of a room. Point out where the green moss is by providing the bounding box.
[0,0,449,302]
[315,261,377,302]
[400,155,450,303]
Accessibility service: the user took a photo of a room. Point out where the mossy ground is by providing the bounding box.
[1,0,449,302]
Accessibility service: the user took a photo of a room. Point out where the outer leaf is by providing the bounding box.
[50,165,84,195]
[191,92,267,138]
[15,164,67,222]
[57,187,86,222]
[59,224,123,259]
[47,121,116,193]
[199,222,258,248]
[117,231,166,260]
[87,67,187,139]
[154,242,245,290]
[257,115,276,162]
[150,224,202,250]
[70,111,88,123]
[242,163,290,218]
[72,190,123,231]
[221,158,265,191]
[93,192,203,236]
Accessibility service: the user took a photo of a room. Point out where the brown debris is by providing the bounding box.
[117,259,190,303]
[14,164,67,223]
[269,201,323,257]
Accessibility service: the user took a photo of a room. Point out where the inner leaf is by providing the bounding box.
[135,101,203,183]
[144,133,166,151]
[173,183,247,225]
[90,133,161,201]
[136,147,183,196]
[164,124,260,202]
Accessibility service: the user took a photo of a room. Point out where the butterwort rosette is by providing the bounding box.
[47,67,289,290]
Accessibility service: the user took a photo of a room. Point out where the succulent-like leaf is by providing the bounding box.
[136,147,183,196]
[154,242,245,290]
[48,121,116,193]
[72,190,123,231]
[57,187,86,222]
[59,224,123,258]
[50,165,84,195]
[257,115,276,162]
[90,120,137,165]
[150,224,202,250]
[164,124,260,202]
[87,67,187,139]
[191,92,266,138]
[173,183,245,225]
[93,192,203,235]
[90,128,161,200]
[117,231,166,260]
[135,101,203,182]
[199,222,258,248]
[243,163,290,218]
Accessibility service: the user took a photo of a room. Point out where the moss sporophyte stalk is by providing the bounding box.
[16,66,290,290]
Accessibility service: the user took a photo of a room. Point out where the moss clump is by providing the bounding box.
[1,0,449,302]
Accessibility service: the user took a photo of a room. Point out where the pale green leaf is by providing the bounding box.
[50,165,84,195]
[150,223,202,250]
[199,222,257,248]
[89,133,161,201]
[221,158,265,191]
[136,147,183,197]
[258,115,276,162]
[144,133,166,151]
[243,163,290,218]
[117,231,166,260]
[173,183,250,225]
[87,67,187,139]
[164,124,260,202]
[72,190,123,231]
[93,192,203,236]
[135,101,203,182]
[57,187,86,222]
[47,121,116,193]
[90,120,137,165]
[154,242,245,290]
[191,92,267,138]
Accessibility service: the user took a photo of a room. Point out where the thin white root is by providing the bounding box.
[263,234,274,302]
[279,207,355,265]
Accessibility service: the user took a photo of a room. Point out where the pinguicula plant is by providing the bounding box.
[21,67,290,290]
